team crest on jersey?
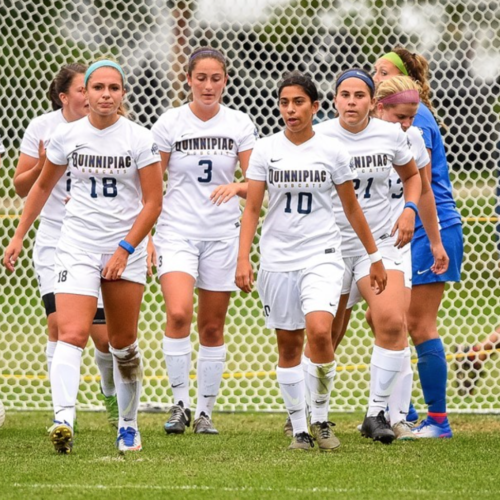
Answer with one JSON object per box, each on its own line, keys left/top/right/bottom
{"left": 151, "top": 142, "right": 159, "bottom": 156}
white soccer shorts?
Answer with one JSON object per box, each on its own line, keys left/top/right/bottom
{"left": 53, "top": 240, "right": 148, "bottom": 298}
{"left": 154, "top": 232, "right": 239, "bottom": 292}
{"left": 257, "top": 259, "right": 345, "bottom": 331}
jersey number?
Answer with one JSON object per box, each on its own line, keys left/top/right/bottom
{"left": 388, "top": 178, "right": 404, "bottom": 199}
{"left": 353, "top": 177, "right": 374, "bottom": 199}
{"left": 66, "top": 171, "right": 71, "bottom": 192}
{"left": 284, "top": 192, "right": 312, "bottom": 215}
{"left": 89, "top": 177, "right": 118, "bottom": 198}
{"left": 197, "top": 160, "right": 212, "bottom": 183}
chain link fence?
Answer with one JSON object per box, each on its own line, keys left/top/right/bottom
{"left": 1, "top": 0, "right": 499, "bottom": 412}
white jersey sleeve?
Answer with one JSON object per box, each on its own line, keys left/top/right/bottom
{"left": 388, "top": 125, "right": 430, "bottom": 217}
{"left": 248, "top": 131, "right": 354, "bottom": 272}
{"left": 47, "top": 116, "right": 160, "bottom": 254}
{"left": 153, "top": 104, "right": 256, "bottom": 241}
{"left": 20, "top": 110, "right": 69, "bottom": 235}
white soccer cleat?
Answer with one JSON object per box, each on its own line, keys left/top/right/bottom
{"left": 48, "top": 421, "right": 74, "bottom": 454}
{"left": 116, "top": 427, "right": 142, "bottom": 453}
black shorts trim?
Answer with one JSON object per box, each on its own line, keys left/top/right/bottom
{"left": 93, "top": 307, "right": 106, "bottom": 325}
{"left": 42, "top": 293, "right": 56, "bottom": 317}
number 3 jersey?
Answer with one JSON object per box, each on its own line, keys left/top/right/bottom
{"left": 315, "top": 118, "right": 413, "bottom": 257}
{"left": 20, "top": 109, "right": 70, "bottom": 237}
{"left": 151, "top": 104, "right": 256, "bottom": 240}
{"left": 46, "top": 116, "right": 160, "bottom": 253}
{"left": 246, "top": 131, "right": 355, "bottom": 272}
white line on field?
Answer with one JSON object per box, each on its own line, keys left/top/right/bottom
{"left": 10, "top": 484, "right": 495, "bottom": 495}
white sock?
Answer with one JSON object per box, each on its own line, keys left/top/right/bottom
{"left": 95, "top": 348, "right": 116, "bottom": 397}
{"left": 308, "top": 360, "right": 336, "bottom": 424}
{"left": 301, "top": 354, "right": 312, "bottom": 412}
{"left": 276, "top": 365, "right": 307, "bottom": 435}
{"left": 110, "top": 340, "right": 143, "bottom": 431}
{"left": 46, "top": 341, "right": 57, "bottom": 380}
{"left": 388, "top": 347, "right": 413, "bottom": 425}
{"left": 367, "top": 345, "right": 405, "bottom": 417}
{"left": 195, "top": 345, "right": 225, "bottom": 419}
{"left": 163, "top": 336, "right": 191, "bottom": 408}
{"left": 51, "top": 341, "right": 83, "bottom": 428}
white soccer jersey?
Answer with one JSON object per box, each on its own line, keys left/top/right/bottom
{"left": 246, "top": 131, "right": 355, "bottom": 272}
{"left": 315, "top": 118, "right": 413, "bottom": 257}
{"left": 152, "top": 104, "right": 256, "bottom": 240}
{"left": 20, "top": 110, "right": 70, "bottom": 235}
{"left": 46, "top": 116, "right": 160, "bottom": 253}
{"left": 388, "top": 125, "right": 430, "bottom": 217}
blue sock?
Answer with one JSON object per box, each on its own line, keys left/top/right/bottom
{"left": 416, "top": 338, "right": 447, "bottom": 416}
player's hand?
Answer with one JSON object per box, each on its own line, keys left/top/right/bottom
{"left": 3, "top": 235, "right": 24, "bottom": 272}
{"left": 146, "top": 236, "right": 157, "bottom": 278}
{"left": 391, "top": 209, "right": 415, "bottom": 248}
{"left": 430, "top": 242, "right": 449, "bottom": 275}
{"left": 369, "top": 260, "right": 387, "bottom": 295}
{"left": 102, "top": 247, "right": 129, "bottom": 281}
{"left": 235, "top": 258, "right": 254, "bottom": 293}
{"left": 210, "top": 183, "right": 240, "bottom": 206}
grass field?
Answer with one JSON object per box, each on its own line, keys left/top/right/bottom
{"left": 1, "top": 412, "right": 499, "bottom": 500}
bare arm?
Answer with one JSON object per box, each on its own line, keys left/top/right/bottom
{"left": 235, "top": 179, "right": 265, "bottom": 293}
{"left": 392, "top": 158, "right": 421, "bottom": 248}
{"left": 102, "top": 161, "right": 163, "bottom": 280}
{"left": 211, "top": 149, "right": 253, "bottom": 204}
{"left": 336, "top": 180, "right": 387, "bottom": 294}
{"left": 13, "top": 140, "right": 46, "bottom": 197}
{"left": 4, "top": 159, "right": 66, "bottom": 271}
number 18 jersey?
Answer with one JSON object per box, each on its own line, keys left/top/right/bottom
{"left": 246, "top": 131, "right": 355, "bottom": 272}
{"left": 152, "top": 104, "right": 256, "bottom": 241}
{"left": 46, "top": 116, "right": 160, "bottom": 253}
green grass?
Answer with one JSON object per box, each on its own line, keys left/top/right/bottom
{"left": 1, "top": 412, "right": 500, "bottom": 499}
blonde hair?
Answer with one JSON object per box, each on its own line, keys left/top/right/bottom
{"left": 376, "top": 75, "right": 421, "bottom": 106}
{"left": 87, "top": 55, "right": 128, "bottom": 117}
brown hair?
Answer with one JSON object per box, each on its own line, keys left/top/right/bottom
{"left": 187, "top": 47, "right": 227, "bottom": 76}
{"left": 48, "top": 63, "right": 87, "bottom": 111}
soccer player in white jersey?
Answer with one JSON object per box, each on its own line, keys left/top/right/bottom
{"left": 13, "top": 64, "right": 119, "bottom": 429}
{"left": 312, "top": 68, "right": 422, "bottom": 444}
{"left": 152, "top": 47, "right": 256, "bottom": 435}
{"left": 345, "top": 76, "right": 449, "bottom": 439}
{"left": 236, "top": 71, "right": 387, "bottom": 451}
{"left": 4, "top": 60, "right": 163, "bottom": 454}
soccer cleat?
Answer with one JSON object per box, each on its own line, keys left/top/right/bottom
{"left": 288, "top": 432, "right": 314, "bottom": 451}
{"left": 103, "top": 394, "right": 119, "bottom": 429}
{"left": 392, "top": 420, "right": 417, "bottom": 441}
{"left": 284, "top": 416, "right": 293, "bottom": 437}
{"left": 116, "top": 427, "right": 142, "bottom": 453}
{"left": 360, "top": 411, "right": 395, "bottom": 444}
{"left": 164, "top": 401, "right": 191, "bottom": 435}
{"left": 193, "top": 412, "right": 219, "bottom": 434}
{"left": 310, "top": 421, "right": 340, "bottom": 451}
{"left": 412, "top": 416, "right": 453, "bottom": 438}
{"left": 48, "top": 421, "right": 74, "bottom": 454}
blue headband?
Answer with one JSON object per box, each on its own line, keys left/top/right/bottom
{"left": 335, "top": 69, "right": 375, "bottom": 94}
{"left": 84, "top": 60, "right": 126, "bottom": 86}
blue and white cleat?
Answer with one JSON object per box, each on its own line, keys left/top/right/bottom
{"left": 48, "top": 420, "right": 74, "bottom": 454}
{"left": 406, "top": 402, "right": 419, "bottom": 424}
{"left": 116, "top": 427, "right": 142, "bottom": 453}
{"left": 412, "top": 416, "right": 453, "bottom": 438}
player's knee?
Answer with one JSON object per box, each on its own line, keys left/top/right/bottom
{"left": 375, "top": 311, "right": 405, "bottom": 338}
{"left": 308, "top": 330, "right": 333, "bottom": 356}
{"left": 278, "top": 342, "right": 302, "bottom": 365}
{"left": 199, "top": 321, "right": 224, "bottom": 345}
{"left": 110, "top": 342, "right": 143, "bottom": 383}
{"left": 167, "top": 309, "right": 192, "bottom": 332}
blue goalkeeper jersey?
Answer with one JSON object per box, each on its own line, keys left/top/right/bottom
{"left": 412, "top": 103, "right": 462, "bottom": 238}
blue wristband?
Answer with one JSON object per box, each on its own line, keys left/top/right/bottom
{"left": 404, "top": 201, "right": 419, "bottom": 215}
{"left": 119, "top": 240, "right": 135, "bottom": 254}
